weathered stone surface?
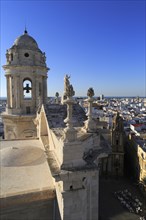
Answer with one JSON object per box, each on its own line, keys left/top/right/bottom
{"left": 0, "top": 140, "right": 55, "bottom": 199}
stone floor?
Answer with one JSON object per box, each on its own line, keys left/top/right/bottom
{"left": 0, "top": 139, "right": 55, "bottom": 217}
{"left": 0, "top": 139, "right": 56, "bottom": 220}
{"left": 0, "top": 139, "right": 55, "bottom": 198}
{"left": 99, "top": 177, "right": 145, "bottom": 220}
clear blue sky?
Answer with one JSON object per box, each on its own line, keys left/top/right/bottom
{"left": 1, "top": 0, "right": 145, "bottom": 97}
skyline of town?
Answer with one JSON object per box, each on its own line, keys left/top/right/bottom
{"left": 1, "top": 0, "right": 145, "bottom": 97}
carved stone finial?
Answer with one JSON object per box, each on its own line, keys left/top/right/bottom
{"left": 55, "top": 92, "right": 59, "bottom": 98}
{"left": 55, "top": 92, "right": 59, "bottom": 104}
{"left": 84, "top": 87, "right": 96, "bottom": 132}
{"left": 87, "top": 87, "right": 94, "bottom": 98}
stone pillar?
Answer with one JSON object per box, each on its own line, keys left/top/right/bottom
{"left": 55, "top": 97, "right": 59, "bottom": 104}
{"left": 64, "top": 97, "right": 77, "bottom": 142}
{"left": 32, "top": 77, "right": 36, "bottom": 111}
{"left": 36, "top": 78, "right": 40, "bottom": 110}
{"left": 6, "top": 75, "right": 10, "bottom": 108}
{"left": 85, "top": 88, "right": 96, "bottom": 132}
{"left": 43, "top": 76, "right": 48, "bottom": 104}
{"left": 63, "top": 74, "right": 76, "bottom": 142}
{"left": 87, "top": 97, "right": 93, "bottom": 122}
{"left": 16, "top": 75, "right": 20, "bottom": 108}
{"left": 34, "top": 77, "right": 38, "bottom": 111}
{"left": 10, "top": 75, "right": 15, "bottom": 109}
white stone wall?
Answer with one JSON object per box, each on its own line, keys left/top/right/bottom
{"left": 55, "top": 169, "right": 99, "bottom": 220}
{"left": 2, "top": 115, "right": 36, "bottom": 139}
{"left": 55, "top": 181, "right": 64, "bottom": 220}
{"left": 48, "top": 129, "right": 64, "bottom": 166}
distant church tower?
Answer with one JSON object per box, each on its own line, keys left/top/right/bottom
{"left": 2, "top": 30, "right": 49, "bottom": 139}
{"left": 100, "top": 112, "right": 125, "bottom": 177}
{"left": 111, "top": 112, "right": 125, "bottom": 176}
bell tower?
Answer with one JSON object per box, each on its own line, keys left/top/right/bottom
{"left": 111, "top": 112, "right": 125, "bottom": 176}
{"left": 2, "top": 30, "right": 49, "bottom": 139}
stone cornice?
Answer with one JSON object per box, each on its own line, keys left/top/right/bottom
{"left": 3, "top": 64, "right": 50, "bottom": 72}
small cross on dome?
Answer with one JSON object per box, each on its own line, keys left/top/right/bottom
{"left": 24, "top": 26, "right": 28, "bottom": 34}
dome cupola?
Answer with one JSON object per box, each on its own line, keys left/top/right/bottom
{"left": 13, "top": 30, "right": 39, "bottom": 50}
{"left": 5, "top": 29, "right": 47, "bottom": 67}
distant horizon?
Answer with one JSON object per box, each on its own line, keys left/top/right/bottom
{"left": 1, "top": 95, "right": 146, "bottom": 100}
{"left": 1, "top": 1, "right": 145, "bottom": 97}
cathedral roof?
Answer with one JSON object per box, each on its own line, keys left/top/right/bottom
{"left": 13, "top": 30, "right": 39, "bottom": 50}
{"left": 45, "top": 103, "right": 87, "bottom": 130}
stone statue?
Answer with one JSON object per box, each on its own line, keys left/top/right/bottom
{"left": 64, "top": 74, "right": 70, "bottom": 91}
{"left": 6, "top": 50, "right": 10, "bottom": 64}
{"left": 66, "top": 84, "right": 75, "bottom": 97}
{"left": 42, "top": 52, "right": 46, "bottom": 63}
{"left": 6, "top": 50, "right": 9, "bottom": 60}
{"left": 64, "top": 74, "right": 75, "bottom": 98}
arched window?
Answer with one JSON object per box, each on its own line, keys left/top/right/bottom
{"left": 23, "top": 79, "right": 32, "bottom": 99}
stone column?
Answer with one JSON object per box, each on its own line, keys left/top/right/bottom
{"left": 16, "top": 75, "right": 20, "bottom": 108}
{"left": 31, "top": 77, "right": 36, "bottom": 112}
{"left": 64, "top": 97, "right": 77, "bottom": 142}
{"left": 6, "top": 75, "right": 11, "bottom": 108}
{"left": 36, "top": 77, "right": 41, "bottom": 110}
{"left": 63, "top": 75, "right": 76, "bottom": 142}
{"left": 87, "top": 97, "right": 93, "bottom": 122}
{"left": 43, "top": 76, "right": 48, "bottom": 104}
{"left": 34, "top": 77, "right": 38, "bottom": 112}
{"left": 11, "top": 76, "right": 16, "bottom": 109}
{"left": 85, "top": 88, "right": 96, "bottom": 132}
{"left": 55, "top": 92, "right": 59, "bottom": 104}
{"left": 55, "top": 97, "right": 59, "bottom": 104}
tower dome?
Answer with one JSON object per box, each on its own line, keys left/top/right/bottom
{"left": 13, "top": 30, "right": 39, "bottom": 50}
{"left": 5, "top": 30, "right": 47, "bottom": 67}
